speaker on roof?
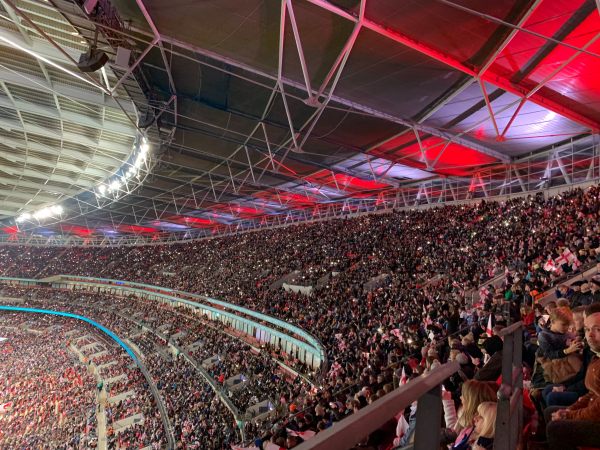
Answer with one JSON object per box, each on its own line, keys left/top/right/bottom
{"left": 115, "top": 46, "right": 131, "bottom": 69}
{"left": 138, "top": 109, "right": 156, "bottom": 129}
{"left": 77, "top": 46, "right": 109, "bottom": 72}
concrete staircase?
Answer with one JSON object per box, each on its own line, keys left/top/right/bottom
{"left": 96, "top": 389, "right": 108, "bottom": 450}
{"left": 108, "top": 390, "right": 136, "bottom": 405}
{"left": 113, "top": 413, "right": 144, "bottom": 433}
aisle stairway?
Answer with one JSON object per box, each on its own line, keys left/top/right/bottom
{"left": 96, "top": 389, "right": 108, "bottom": 450}
{"left": 69, "top": 338, "right": 108, "bottom": 450}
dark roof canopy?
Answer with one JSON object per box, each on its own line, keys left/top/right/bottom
{"left": 1, "top": 0, "right": 599, "bottom": 242}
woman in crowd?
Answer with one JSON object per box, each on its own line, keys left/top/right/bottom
{"left": 471, "top": 402, "right": 497, "bottom": 450}
{"left": 443, "top": 379, "right": 497, "bottom": 449}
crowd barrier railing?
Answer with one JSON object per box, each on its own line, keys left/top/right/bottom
{"left": 295, "top": 361, "right": 460, "bottom": 450}
{"left": 134, "top": 357, "right": 177, "bottom": 449}
{"left": 297, "top": 321, "right": 525, "bottom": 450}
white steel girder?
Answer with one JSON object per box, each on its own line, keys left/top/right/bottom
{"left": 0, "top": 117, "right": 133, "bottom": 154}
{"left": 0, "top": 94, "right": 136, "bottom": 136}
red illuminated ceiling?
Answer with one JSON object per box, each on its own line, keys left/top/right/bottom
{"left": 371, "top": 133, "right": 500, "bottom": 177}
{"left": 306, "top": 170, "right": 390, "bottom": 192}
{"left": 487, "top": 0, "right": 600, "bottom": 126}
{"left": 60, "top": 225, "right": 94, "bottom": 237}
{"left": 116, "top": 225, "right": 158, "bottom": 234}
{"left": 166, "top": 216, "right": 215, "bottom": 228}
{"left": 353, "top": 0, "right": 600, "bottom": 130}
{"left": 210, "top": 204, "right": 264, "bottom": 219}
{"left": 254, "top": 190, "right": 317, "bottom": 207}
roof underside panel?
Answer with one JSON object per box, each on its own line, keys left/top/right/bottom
{"left": 1, "top": 0, "right": 599, "bottom": 239}
{"left": 487, "top": 0, "right": 600, "bottom": 125}
{"left": 423, "top": 81, "right": 589, "bottom": 155}
{"left": 138, "top": 0, "right": 281, "bottom": 74}
{"left": 361, "top": 0, "right": 534, "bottom": 66}
{"left": 333, "top": 26, "right": 465, "bottom": 120}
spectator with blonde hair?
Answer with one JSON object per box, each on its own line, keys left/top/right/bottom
{"left": 443, "top": 379, "right": 497, "bottom": 449}
{"left": 472, "top": 401, "right": 497, "bottom": 450}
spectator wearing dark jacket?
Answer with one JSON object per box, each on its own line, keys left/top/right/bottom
{"left": 537, "top": 308, "right": 580, "bottom": 360}
{"left": 555, "top": 284, "right": 574, "bottom": 301}
{"left": 574, "top": 283, "right": 594, "bottom": 308}
{"left": 474, "top": 336, "right": 503, "bottom": 382}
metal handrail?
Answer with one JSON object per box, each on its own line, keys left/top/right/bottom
{"left": 135, "top": 358, "right": 177, "bottom": 449}
{"left": 295, "top": 321, "right": 525, "bottom": 450}
{"left": 295, "top": 362, "right": 460, "bottom": 450}
{"left": 497, "top": 321, "right": 523, "bottom": 338}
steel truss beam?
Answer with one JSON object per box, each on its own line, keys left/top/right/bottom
{"left": 303, "top": 0, "right": 600, "bottom": 131}
{"left": 144, "top": 18, "right": 509, "bottom": 163}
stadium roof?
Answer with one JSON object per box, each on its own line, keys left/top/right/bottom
{"left": 1, "top": 0, "right": 599, "bottom": 243}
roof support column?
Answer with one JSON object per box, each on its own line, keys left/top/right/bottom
{"left": 285, "top": 0, "right": 314, "bottom": 97}
{"left": 297, "top": 0, "right": 365, "bottom": 150}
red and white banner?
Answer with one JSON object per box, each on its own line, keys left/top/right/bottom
{"left": 394, "top": 414, "right": 410, "bottom": 445}
{"left": 544, "top": 249, "right": 581, "bottom": 273}
{"left": 562, "top": 248, "right": 581, "bottom": 269}
{"left": 400, "top": 367, "right": 408, "bottom": 385}
{"left": 543, "top": 259, "right": 557, "bottom": 273}
{"left": 479, "top": 286, "right": 490, "bottom": 301}
{"left": 486, "top": 314, "right": 493, "bottom": 338}
{"left": 287, "top": 428, "right": 316, "bottom": 440}
{"left": 0, "top": 402, "right": 13, "bottom": 413}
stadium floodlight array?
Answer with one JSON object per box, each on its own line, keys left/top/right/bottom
{"left": 15, "top": 205, "right": 63, "bottom": 223}
{"left": 14, "top": 137, "right": 150, "bottom": 227}
{"left": 96, "top": 138, "right": 150, "bottom": 199}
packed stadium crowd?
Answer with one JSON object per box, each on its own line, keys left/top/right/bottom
{"left": 1, "top": 185, "right": 600, "bottom": 449}
{"left": 0, "top": 313, "right": 98, "bottom": 449}
{"left": 0, "top": 287, "right": 242, "bottom": 449}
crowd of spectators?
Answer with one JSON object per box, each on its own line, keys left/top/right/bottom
{"left": 1, "top": 287, "right": 241, "bottom": 449}
{"left": 0, "top": 288, "right": 167, "bottom": 449}
{"left": 1, "top": 186, "right": 600, "bottom": 449}
{"left": 0, "top": 313, "right": 98, "bottom": 449}
{"left": 112, "top": 294, "right": 308, "bottom": 417}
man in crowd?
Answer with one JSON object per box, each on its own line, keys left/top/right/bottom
{"left": 545, "top": 303, "right": 600, "bottom": 450}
